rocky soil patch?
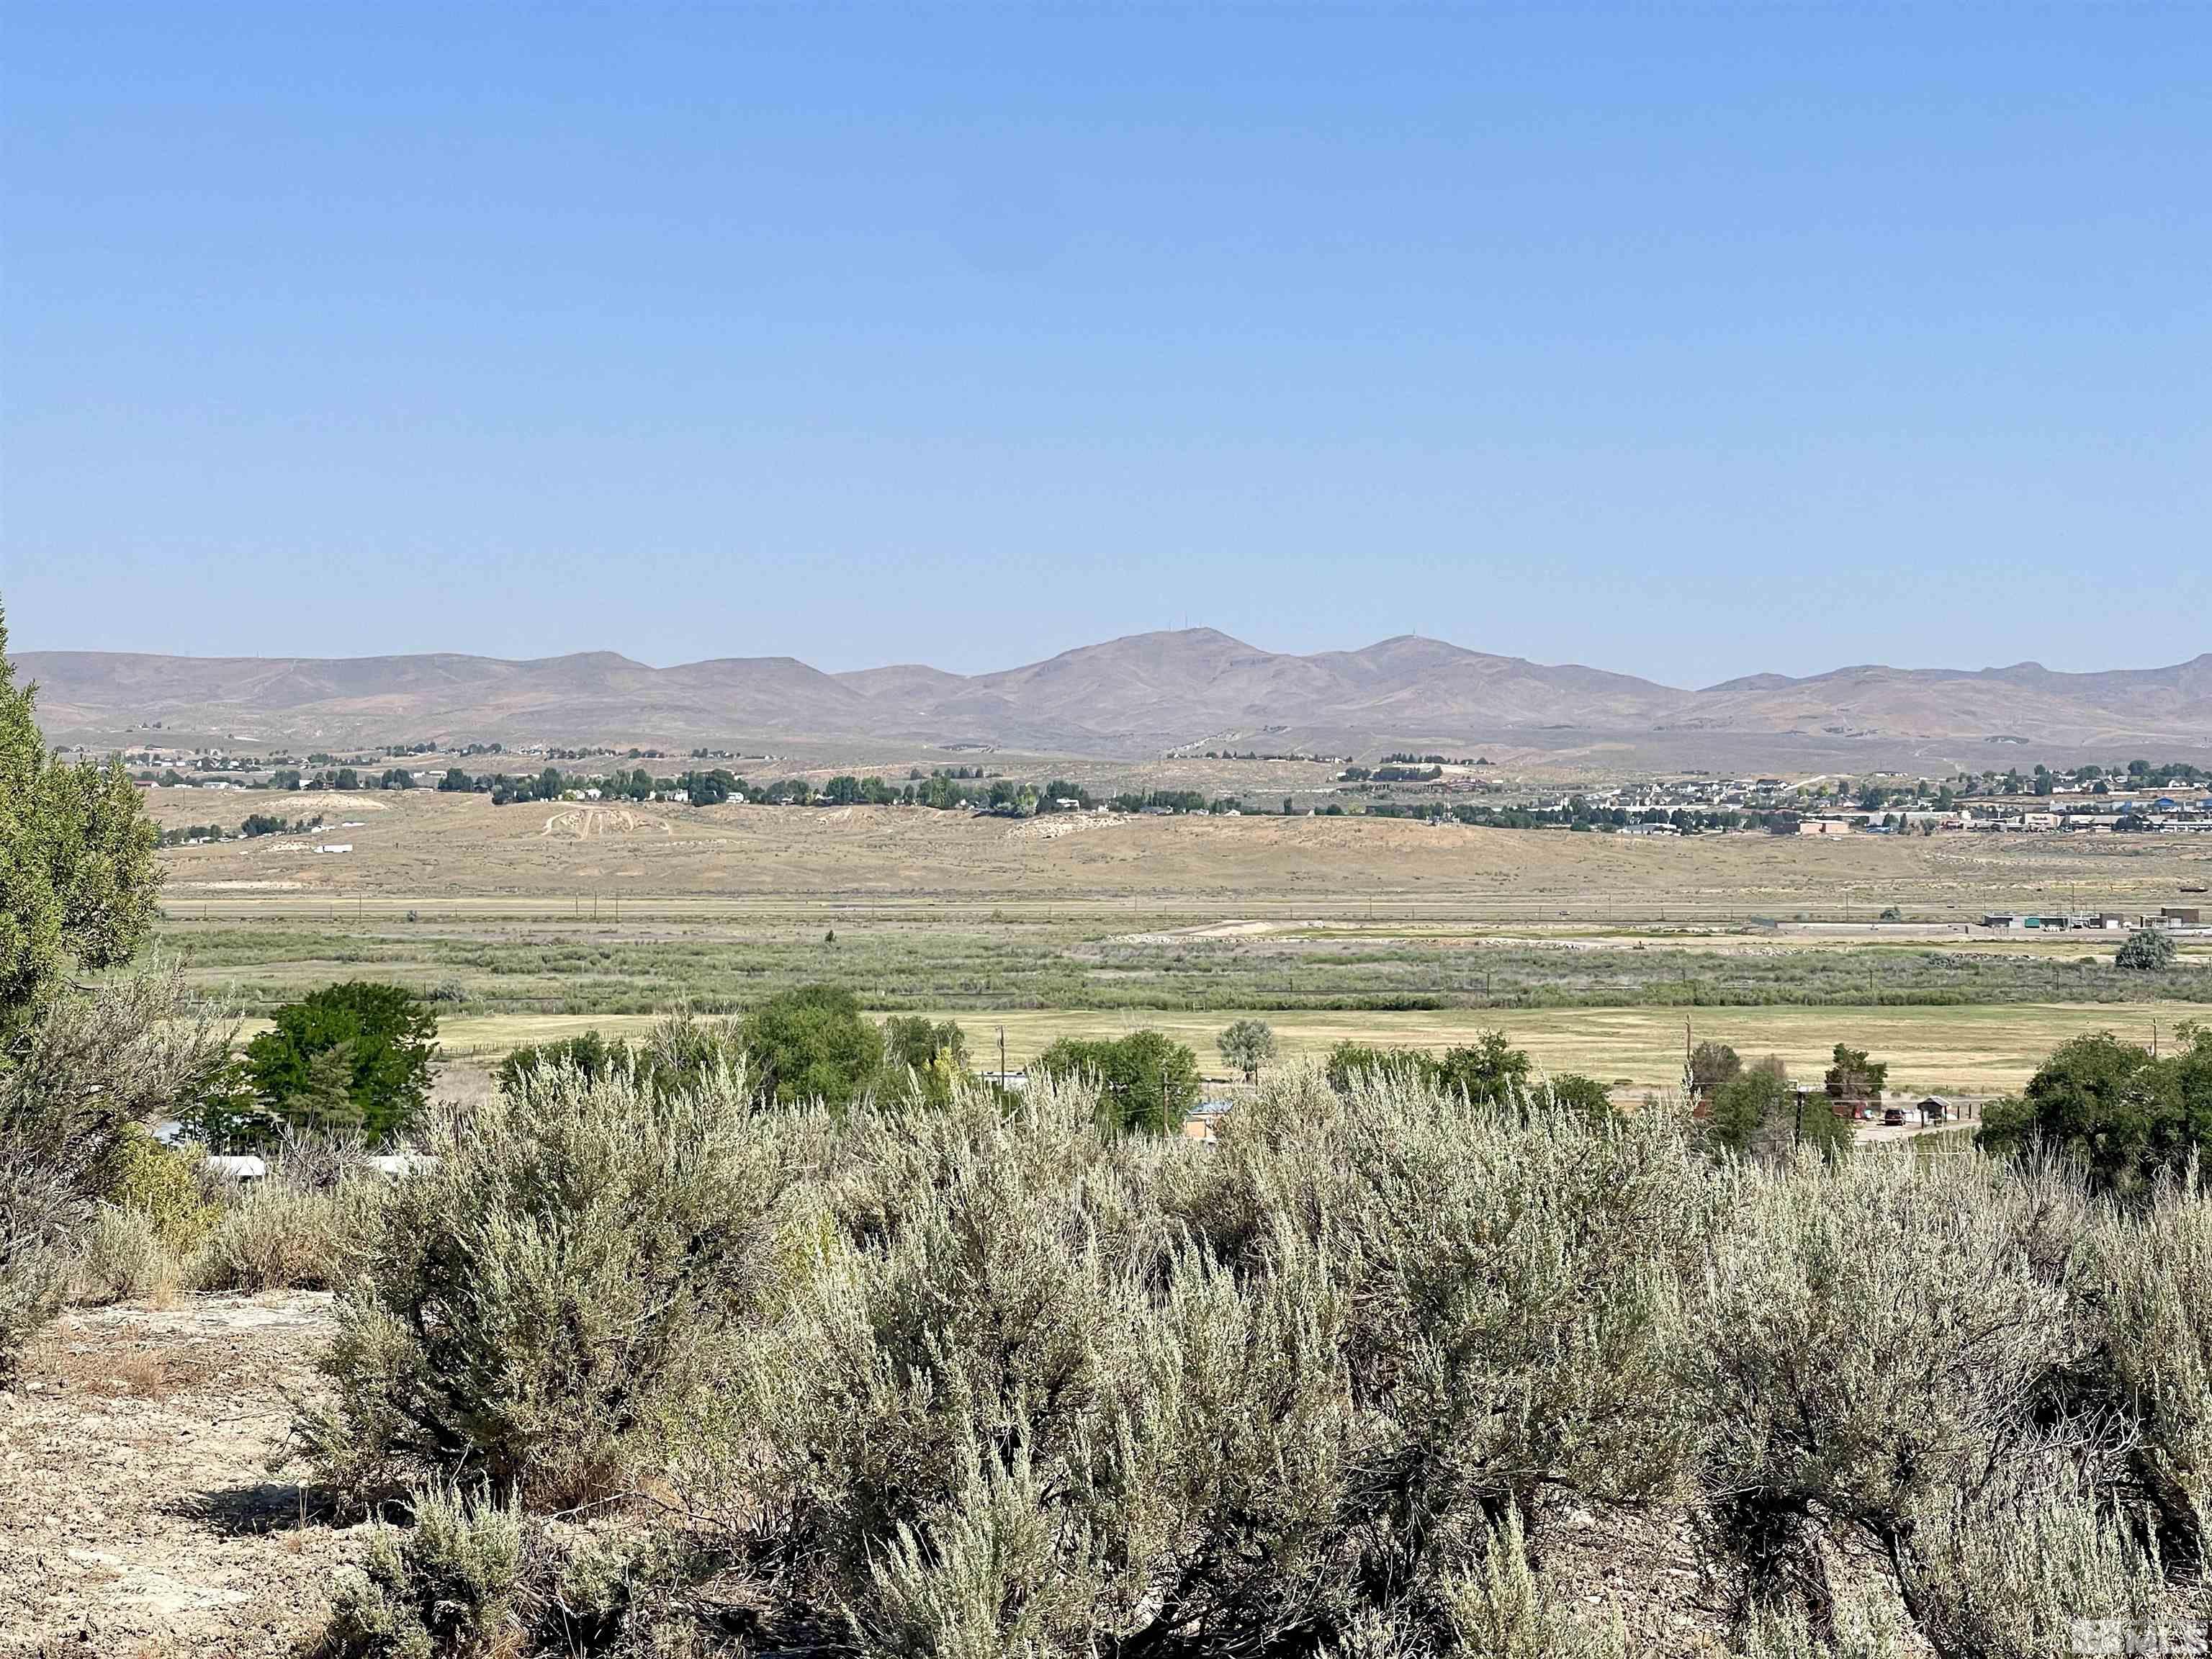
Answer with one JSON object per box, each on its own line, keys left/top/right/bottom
{"left": 0, "top": 1294, "right": 360, "bottom": 1658}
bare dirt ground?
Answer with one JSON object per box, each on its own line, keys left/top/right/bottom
{"left": 0, "top": 1295, "right": 355, "bottom": 1658}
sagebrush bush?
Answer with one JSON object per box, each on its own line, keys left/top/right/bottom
{"left": 1731, "top": 1590, "right": 1911, "bottom": 1659}
{"left": 2090, "top": 1179, "right": 2212, "bottom": 1566}
{"left": 189, "top": 1180, "right": 360, "bottom": 1294}
{"left": 1899, "top": 1460, "right": 2165, "bottom": 1657}
{"left": 0, "top": 1159, "right": 76, "bottom": 1382}
{"left": 324, "top": 1483, "right": 526, "bottom": 1659}
{"left": 1, "top": 968, "right": 235, "bottom": 1375}
{"left": 0, "top": 968, "right": 236, "bottom": 1200}
{"left": 71, "top": 1202, "right": 180, "bottom": 1305}
{"left": 714, "top": 1074, "right": 1361, "bottom": 1655}
{"left": 323, "top": 1482, "right": 697, "bottom": 1659}
{"left": 300, "top": 1053, "right": 794, "bottom": 1506}
{"left": 1442, "top": 1507, "right": 1627, "bottom": 1659}
{"left": 299, "top": 1051, "right": 2208, "bottom": 1658}
{"left": 1686, "top": 1151, "right": 2079, "bottom": 1623}
{"left": 676, "top": 1069, "right": 1719, "bottom": 1657}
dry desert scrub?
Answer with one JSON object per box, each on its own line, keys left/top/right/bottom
{"left": 189, "top": 1178, "right": 362, "bottom": 1293}
{"left": 69, "top": 1200, "right": 182, "bottom": 1305}
{"left": 300, "top": 1033, "right": 2208, "bottom": 1658}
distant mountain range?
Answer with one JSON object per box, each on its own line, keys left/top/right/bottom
{"left": 14, "top": 630, "right": 2212, "bottom": 767}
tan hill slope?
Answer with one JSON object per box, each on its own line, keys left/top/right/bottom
{"left": 14, "top": 630, "right": 2212, "bottom": 762}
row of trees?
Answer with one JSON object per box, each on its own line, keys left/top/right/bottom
{"left": 1365, "top": 799, "right": 1807, "bottom": 833}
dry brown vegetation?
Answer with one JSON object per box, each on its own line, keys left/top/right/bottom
{"left": 148, "top": 788, "right": 2211, "bottom": 920}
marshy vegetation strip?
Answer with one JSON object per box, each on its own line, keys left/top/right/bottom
{"left": 154, "top": 918, "right": 2211, "bottom": 1017}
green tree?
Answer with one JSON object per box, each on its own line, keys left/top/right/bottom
{"left": 1823, "top": 1043, "right": 1889, "bottom": 1111}
{"left": 1546, "top": 1072, "right": 1618, "bottom": 1123}
{"left": 878, "top": 1015, "right": 968, "bottom": 1108}
{"left": 1437, "top": 1030, "right": 1533, "bottom": 1108}
{"left": 292, "top": 1041, "right": 367, "bottom": 1133}
{"left": 881, "top": 1015, "right": 966, "bottom": 1075}
{"left": 1708, "top": 1058, "right": 1791, "bottom": 1157}
{"left": 0, "top": 603, "right": 163, "bottom": 1038}
{"left": 2117, "top": 929, "right": 2179, "bottom": 972}
{"left": 739, "top": 984, "right": 884, "bottom": 1109}
{"left": 1708, "top": 1056, "right": 1849, "bottom": 1161}
{"left": 243, "top": 981, "right": 439, "bottom": 1143}
{"left": 1323, "top": 1041, "right": 1440, "bottom": 1094}
{"left": 495, "top": 1031, "right": 647, "bottom": 1100}
{"left": 1215, "top": 1017, "right": 1277, "bottom": 1082}
{"left": 1977, "top": 1027, "right": 2212, "bottom": 1195}
{"left": 1033, "top": 1030, "right": 1200, "bottom": 1134}
{"left": 1689, "top": 1040, "right": 1742, "bottom": 1098}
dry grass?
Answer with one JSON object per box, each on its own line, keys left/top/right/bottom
{"left": 148, "top": 788, "right": 2212, "bottom": 922}
{"left": 145, "top": 793, "right": 2210, "bottom": 1099}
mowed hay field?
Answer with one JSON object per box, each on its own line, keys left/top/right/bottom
{"left": 148, "top": 787, "right": 2212, "bottom": 921}
{"left": 406, "top": 1001, "right": 2205, "bottom": 1097}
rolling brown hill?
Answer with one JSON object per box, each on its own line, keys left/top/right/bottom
{"left": 14, "top": 631, "right": 2212, "bottom": 765}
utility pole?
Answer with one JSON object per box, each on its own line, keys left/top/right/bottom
{"left": 999, "top": 1025, "right": 1007, "bottom": 1087}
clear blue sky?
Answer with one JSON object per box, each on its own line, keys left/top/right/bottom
{"left": 4, "top": 4, "right": 2206, "bottom": 687}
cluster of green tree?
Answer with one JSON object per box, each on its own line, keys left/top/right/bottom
{"left": 1979, "top": 1023, "right": 2212, "bottom": 1195}
{"left": 1686, "top": 1040, "right": 1870, "bottom": 1161}
{"left": 1037, "top": 780, "right": 1097, "bottom": 811}
{"left": 230, "top": 765, "right": 416, "bottom": 792}
{"left": 237, "top": 811, "right": 325, "bottom": 838}
{"left": 430, "top": 765, "right": 642, "bottom": 805}
{"left": 436, "top": 761, "right": 1105, "bottom": 817}
{"left": 497, "top": 989, "right": 977, "bottom": 1115}
{"left": 1108, "top": 789, "right": 1211, "bottom": 814}
{"left": 1033, "top": 1029, "right": 1202, "bottom": 1133}
{"left": 1371, "top": 763, "right": 1443, "bottom": 782}
{"left": 1362, "top": 800, "right": 1791, "bottom": 833}
{"left": 1322, "top": 1031, "right": 1614, "bottom": 1121}
{"left": 1940, "top": 758, "right": 2208, "bottom": 798}
{"left": 158, "top": 822, "right": 233, "bottom": 847}
{"left": 819, "top": 775, "right": 901, "bottom": 805}
{"left": 204, "top": 981, "right": 442, "bottom": 1146}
